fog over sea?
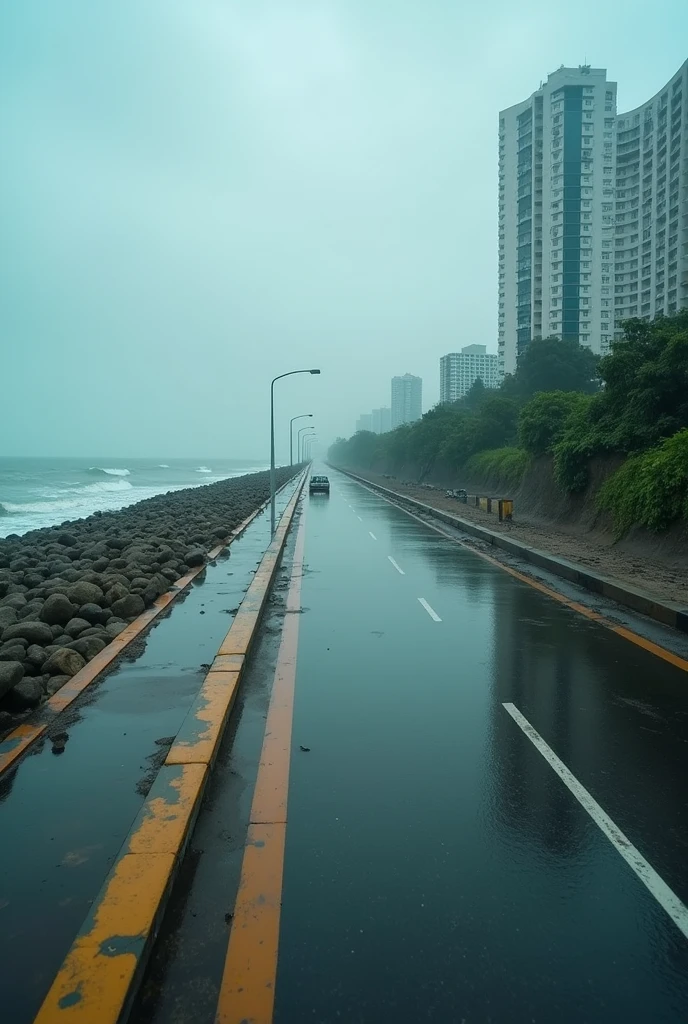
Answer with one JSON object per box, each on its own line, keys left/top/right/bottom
{"left": 0, "top": 458, "right": 268, "bottom": 538}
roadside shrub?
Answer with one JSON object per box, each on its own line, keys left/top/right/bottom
{"left": 465, "top": 448, "right": 530, "bottom": 489}
{"left": 552, "top": 395, "right": 598, "bottom": 493}
{"left": 518, "top": 391, "right": 589, "bottom": 456}
{"left": 596, "top": 429, "right": 688, "bottom": 538}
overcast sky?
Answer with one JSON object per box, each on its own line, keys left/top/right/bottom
{"left": 2, "top": 1, "right": 687, "bottom": 460}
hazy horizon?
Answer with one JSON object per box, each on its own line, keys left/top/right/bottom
{"left": 3, "top": 2, "right": 687, "bottom": 459}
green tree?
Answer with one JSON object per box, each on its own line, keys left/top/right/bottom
{"left": 518, "top": 391, "right": 589, "bottom": 456}
{"left": 597, "top": 428, "right": 688, "bottom": 537}
{"left": 553, "top": 311, "right": 688, "bottom": 492}
{"left": 439, "top": 409, "right": 477, "bottom": 468}
{"left": 593, "top": 312, "right": 688, "bottom": 450}
{"left": 472, "top": 395, "right": 519, "bottom": 452}
{"left": 463, "top": 377, "right": 487, "bottom": 410}
{"left": 405, "top": 405, "right": 458, "bottom": 478}
{"left": 381, "top": 423, "right": 412, "bottom": 471}
{"left": 512, "top": 336, "right": 599, "bottom": 398}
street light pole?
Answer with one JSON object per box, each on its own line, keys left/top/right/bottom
{"left": 289, "top": 413, "right": 313, "bottom": 466}
{"left": 298, "top": 427, "right": 315, "bottom": 462}
{"left": 270, "top": 369, "right": 320, "bottom": 535}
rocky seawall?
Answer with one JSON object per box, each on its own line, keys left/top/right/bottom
{"left": 0, "top": 467, "right": 297, "bottom": 722}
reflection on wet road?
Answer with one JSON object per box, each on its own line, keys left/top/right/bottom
{"left": 273, "top": 471, "right": 688, "bottom": 1023}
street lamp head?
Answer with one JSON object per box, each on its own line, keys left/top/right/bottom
{"left": 309, "top": 369, "right": 321, "bottom": 375}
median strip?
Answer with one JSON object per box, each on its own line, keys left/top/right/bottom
{"left": 0, "top": 478, "right": 298, "bottom": 780}
{"left": 215, "top": 492, "right": 307, "bottom": 1024}
{"left": 32, "top": 475, "right": 306, "bottom": 1024}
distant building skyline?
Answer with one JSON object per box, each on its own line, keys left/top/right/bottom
{"left": 440, "top": 345, "right": 499, "bottom": 402}
{"left": 355, "top": 406, "right": 391, "bottom": 435}
{"left": 391, "top": 373, "right": 422, "bottom": 429}
{"left": 372, "top": 407, "right": 392, "bottom": 434}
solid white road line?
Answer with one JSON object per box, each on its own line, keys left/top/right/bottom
{"left": 418, "top": 598, "right": 441, "bottom": 622}
{"left": 387, "top": 556, "right": 405, "bottom": 575}
{"left": 369, "top": 532, "right": 377, "bottom": 540}
{"left": 503, "top": 702, "right": 688, "bottom": 941}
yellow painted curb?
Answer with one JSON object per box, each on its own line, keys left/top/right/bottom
{"left": 33, "top": 474, "right": 306, "bottom": 1024}
{"left": 214, "top": 490, "right": 308, "bottom": 1024}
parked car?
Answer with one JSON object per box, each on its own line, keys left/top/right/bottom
{"left": 309, "top": 475, "right": 330, "bottom": 495}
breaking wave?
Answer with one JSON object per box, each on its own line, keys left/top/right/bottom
{"left": 82, "top": 479, "right": 133, "bottom": 494}
{"left": 87, "top": 467, "right": 131, "bottom": 477}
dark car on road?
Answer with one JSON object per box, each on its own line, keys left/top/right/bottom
{"left": 309, "top": 475, "right": 330, "bottom": 495}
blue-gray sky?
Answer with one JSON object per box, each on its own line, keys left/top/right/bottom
{"left": 2, "top": 1, "right": 687, "bottom": 460}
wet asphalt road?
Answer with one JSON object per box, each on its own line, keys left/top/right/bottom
{"left": 7, "top": 469, "right": 688, "bottom": 1023}
{"left": 271, "top": 471, "right": 688, "bottom": 1023}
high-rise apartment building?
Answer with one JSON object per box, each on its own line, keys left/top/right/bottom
{"left": 499, "top": 60, "right": 688, "bottom": 379}
{"left": 355, "top": 413, "right": 373, "bottom": 433}
{"left": 498, "top": 66, "right": 617, "bottom": 377}
{"left": 613, "top": 60, "right": 688, "bottom": 326}
{"left": 391, "top": 374, "right": 422, "bottom": 429}
{"left": 440, "top": 345, "right": 499, "bottom": 402}
{"left": 371, "top": 407, "right": 392, "bottom": 434}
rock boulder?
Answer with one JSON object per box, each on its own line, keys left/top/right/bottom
{"left": 65, "top": 636, "right": 107, "bottom": 660}
{"left": 110, "top": 594, "right": 145, "bottom": 619}
{"left": 0, "top": 661, "right": 24, "bottom": 699}
{"left": 1, "top": 621, "right": 54, "bottom": 646}
{"left": 40, "top": 593, "right": 76, "bottom": 626}
{"left": 8, "top": 677, "right": 43, "bottom": 709}
{"left": 66, "top": 581, "right": 104, "bottom": 607}
{"left": 26, "top": 645, "right": 48, "bottom": 668}
{"left": 64, "top": 617, "right": 93, "bottom": 638}
{"left": 43, "top": 648, "right": 86, "bottom": 677}
{"left": 104, "top": 620, "right": 127, "bottom": 638}
{"left": 185, "top": 549, "right": 206, "bottom": 567}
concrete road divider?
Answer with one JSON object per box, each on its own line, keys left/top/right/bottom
{"left": 32, "top": 474, "right": 306, "bottom": 1024}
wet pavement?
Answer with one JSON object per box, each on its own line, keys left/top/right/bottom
{"left": 0, "top": 482, "right": 298, "bottom": 1024}
{"left": 9, "top": 468, "right": 688, "bottom": 1023}
{"left": 272, "top": 472, "right": 688, "bottom": 1023}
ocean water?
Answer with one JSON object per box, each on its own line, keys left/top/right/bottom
{"left": 0, "top": 458, "right": 268, "bottom": 538}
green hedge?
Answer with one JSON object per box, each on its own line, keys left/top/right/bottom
{"left": 464, "top": 448, "right": 530, "bottom": 489}
{"left": 596, "top": 429, "right": 688, "bottom": 537}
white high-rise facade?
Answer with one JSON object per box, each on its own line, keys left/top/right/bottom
{"left": 371, "top": 407, "right": 392, "bottom": 434}
{"left": 498, "top": 66, "right": 617, "bottom": 377}
{"left": 613, "top": 60, "right": 688, "bottom": 326}
{"left": 440, "top": 346, "right": 498, "bottom": 403}
{"left": 391, "top": 374, "right": 422, "bottom": 428}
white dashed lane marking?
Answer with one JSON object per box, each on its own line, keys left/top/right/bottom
{"left": 418, "top": 598, "right": 441, "bottom": 622}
